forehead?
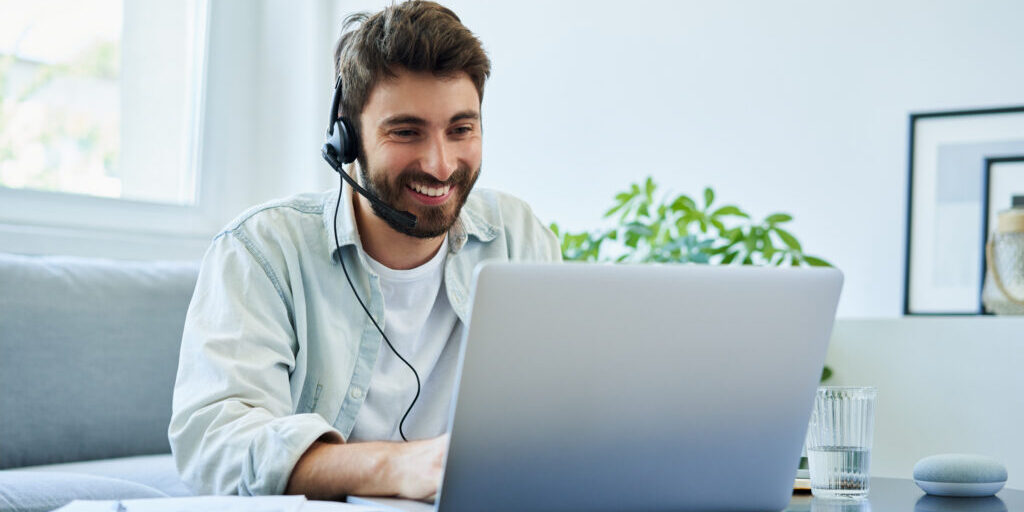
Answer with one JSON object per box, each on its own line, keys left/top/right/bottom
{"left": 361, "top": 68, "right": 480, "bottom": 125}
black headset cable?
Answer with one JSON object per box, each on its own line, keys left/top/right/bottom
{"left": 332, "top": 173, "right": 422, "bottom": 442}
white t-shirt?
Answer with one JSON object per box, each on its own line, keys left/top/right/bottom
{"left": 348, "top": 236, "right": 463, "bottom": 442}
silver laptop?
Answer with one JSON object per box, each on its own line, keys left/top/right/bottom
{"left": 351, "top": 262, "right": 843, "bottom": 512}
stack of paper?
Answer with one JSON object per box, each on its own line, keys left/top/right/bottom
{"left": 53, "top": 495, "right": 387, "bottom": 512}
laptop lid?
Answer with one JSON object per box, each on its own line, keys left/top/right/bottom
{"left": 434, "top": 262, "right": 843, "bottom": 512}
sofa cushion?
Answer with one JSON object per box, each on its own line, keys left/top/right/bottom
{"left": 18, "top": 454, "right": 192, "bottom": 497}
{"left": 0, "top": 253, "right": 199, "bottom": 469}
{"left": 0, "top": 471, "right": 167, "bottom": 512}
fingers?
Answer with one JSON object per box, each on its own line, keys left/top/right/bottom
{"left": 391, "top": 435, "right": 450, "bottom": 499}
{"left": 433, "top": 433, "right": 450, "bottom": 466}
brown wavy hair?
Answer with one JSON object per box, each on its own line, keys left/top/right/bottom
{"left": 333, "top": 1, "right": 491, "bottom": 142}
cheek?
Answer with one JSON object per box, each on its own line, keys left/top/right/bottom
{"left": 373, "top": 145, "right": 419, "bottom": 173}
{"left": 459, "top": 139, "right": 483, "bottom": 166}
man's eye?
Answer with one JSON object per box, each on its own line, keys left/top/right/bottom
{"left": 392, "top": 129, "right": 418, "bottom": 137}
{"left": 451, "top": 126, "right": 473, "bottom": 135}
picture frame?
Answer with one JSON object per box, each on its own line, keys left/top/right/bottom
{"left": 904, "top": 106, "right": 1024, "bottom": 315}
{"left": 981, "top": 156, "right": 1024, "bottom": 296}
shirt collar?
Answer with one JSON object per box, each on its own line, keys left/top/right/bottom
{"left": 321, "top": 174, "right": 499, "bottom": 263}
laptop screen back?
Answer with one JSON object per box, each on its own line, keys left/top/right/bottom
{"left": 438, "top": 263, "right": 843, "bottom": 512}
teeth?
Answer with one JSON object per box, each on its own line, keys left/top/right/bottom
{"left": 410, "top": 183, "right": 451, "bottom": 197}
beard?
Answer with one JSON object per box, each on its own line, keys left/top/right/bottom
{"left": 359, "top": 160, "right": 480, "bottom": 239}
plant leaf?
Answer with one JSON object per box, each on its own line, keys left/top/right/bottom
{"left": 649, "top": 220, "right": 663, "bottom": 241}
{"left": 625, "top": 222, "right": 653, "bottom": 237}
{"left": 743, "top": 235, "right": 756, "bottom": 253}
{"left": 604, "top": 190, "right": 636, "bottom": 218}
{"left": 707, "top": 242, "right": 736, "bottom": 255}
{"left": 774, "top": 227, "right": 802, "bottom": 251}
{"left": 804, "top": 255, "right": 833, "bottom": 267}
{"left": 604, "top": 202, "right": 627, "bottom": 218}
{"left": 671, "top": 195, "right": 697, "bottom": 212}
{"left": 763, "top": 234, "right": 775, "bottom": 259}
{"left": 766, "top": 213, "right": 793, "bottom": 224}
{"left": 710, "top": 205, "right": 747, "bottom": 218}
{"left": 703, "top": 187, "right": 715, "bottom": 209}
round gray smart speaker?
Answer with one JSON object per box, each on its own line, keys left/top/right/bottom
{"left": 913, "top": 454, "right": 1007, "bottom": 497}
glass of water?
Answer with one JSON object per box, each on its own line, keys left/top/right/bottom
{"left": 806, "top": 386, "right": 877, "bottom": 499}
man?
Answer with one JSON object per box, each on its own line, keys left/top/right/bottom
{"left": 168, "top": 1, "right": 560, "bottom": 500}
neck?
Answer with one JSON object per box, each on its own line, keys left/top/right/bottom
{"left": 350, "top": 167, "right": 445, "bottom": 270}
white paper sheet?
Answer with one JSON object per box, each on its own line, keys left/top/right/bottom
{"left": 53, "top": 496, "right": 384, "bottom": 512}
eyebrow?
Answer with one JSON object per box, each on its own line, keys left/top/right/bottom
{"left": 380, "top": 110, "right": 480, "bottom": 127}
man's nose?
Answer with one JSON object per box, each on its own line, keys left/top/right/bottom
{"left": 421, "top": 135, "right": 457, "bottom": 182}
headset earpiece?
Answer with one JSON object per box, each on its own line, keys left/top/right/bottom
{"left": 324, "top": 76, "right": 359, "bottom": 166}
{"left": 326, "top": 116, "right": 358, "bottom": 166}
{"left": 336, "top": 117, "right": 358, "bottom": 165}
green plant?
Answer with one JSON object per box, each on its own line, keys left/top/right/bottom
{"left": 550, "top": 176, "right": 832, "bottom": 267}
{"left": 549, "top": 176, "right": 834, "bottom": 382}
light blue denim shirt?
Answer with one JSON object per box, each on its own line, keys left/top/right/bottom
{"left": 168, "top": 184, "right": 561, "bottom": 496}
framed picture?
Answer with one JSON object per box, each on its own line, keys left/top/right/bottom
{"left": 982, "top": 156, "right": 1024, "bottom": 284}
{"left": 904, "top": 106, "right": 1024, "bottom": 315}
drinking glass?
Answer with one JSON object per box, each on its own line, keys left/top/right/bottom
{"left": 806, "top": 386, "right": 877, "bottom": 499}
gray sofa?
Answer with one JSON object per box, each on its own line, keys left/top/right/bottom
{"left": 0, "top": 252, "right": 200, "bottom": 511}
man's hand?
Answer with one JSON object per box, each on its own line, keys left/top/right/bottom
{"left": 285, "top": 433, "right": 450, "bottom": 500}
{"left": 384, "top": 433, "right": 449, "bottom": 500}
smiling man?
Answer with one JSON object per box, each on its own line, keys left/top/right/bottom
{"left": 168, "top": 0, "right": 560, "bottom": 500}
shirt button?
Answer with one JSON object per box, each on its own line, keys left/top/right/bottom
{"left": 350, "top": 387, "right": 363, "bottom": 399}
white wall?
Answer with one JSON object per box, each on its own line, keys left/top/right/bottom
{"left": 10, "top": 0, "right": 1024, "bottom": 311}
{"left": 198, "top": 0, "right": 338, "bottom": 217}
{"left": 354, "top": 0, "right": 1024, "bottom": 318}
{"left": 827, "top": 317, "right": 1024, "bottom": 490}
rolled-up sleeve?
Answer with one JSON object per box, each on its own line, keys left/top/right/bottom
{"left": 168, "top": 231, "right": 340, "bottom": 495}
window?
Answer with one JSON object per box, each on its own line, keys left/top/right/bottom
{"left": 0, "top": 0, "right": 207, "bottom": 206}
{"left": 0, "top": 0, "right": 213, "bottom": 261}
{"left": 1, "top": 0, "right": 343, "bottom": 260}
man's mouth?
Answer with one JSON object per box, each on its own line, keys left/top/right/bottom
{"left": 408, "top": 182, "right": 452, "bottom": 197}
{"left": 406, "top": 182, "right": 455, "bottom": 205}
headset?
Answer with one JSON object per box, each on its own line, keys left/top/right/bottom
{"left": 322, "top": 75, "right": 422, "bottom": 442}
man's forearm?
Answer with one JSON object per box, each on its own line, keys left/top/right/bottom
{"left": 286, "top": 434, "right": 447, "bottom": 500}
{"left": 285, "top": 439, "right": 396, "bottom": 499}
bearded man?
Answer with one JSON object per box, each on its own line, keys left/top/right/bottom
{"left": 169, "top": 0, "right": 560, "bottom": 500}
